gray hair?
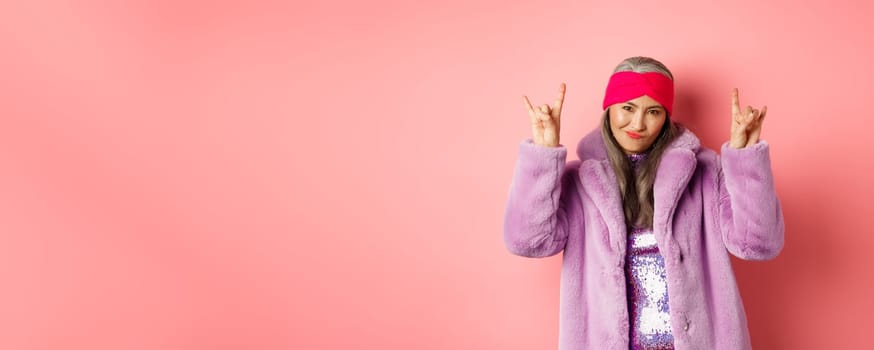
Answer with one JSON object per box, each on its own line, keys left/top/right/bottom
{"left": 612, "top": 56, "right": 674, "bottom": 81}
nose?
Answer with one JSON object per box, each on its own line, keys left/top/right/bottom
{"left": 627, "top": 111, "right": 645, "bottom": 131}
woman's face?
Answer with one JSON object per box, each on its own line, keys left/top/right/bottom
{"left": 608, "top": 94, "right": 667, "bottom": 154}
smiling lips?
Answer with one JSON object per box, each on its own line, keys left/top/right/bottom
{"left": 626, "top": 131, "right": 642, "bottom": 139}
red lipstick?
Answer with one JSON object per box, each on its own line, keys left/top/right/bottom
{"left": 626, "top": 131, "right": 642, "bottom": 139}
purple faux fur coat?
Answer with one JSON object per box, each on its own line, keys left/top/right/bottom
{"left": 502, "top": 124, "right": 784, "bottom": 349}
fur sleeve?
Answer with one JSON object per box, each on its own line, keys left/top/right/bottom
{"left": 502, "top": 138, "right": 578, "bottom": 258}
{"left": 716, "top": 140, "right": 785, "bottom": 260}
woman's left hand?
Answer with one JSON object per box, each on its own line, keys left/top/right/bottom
{"left": 729, "top": 88, "right": 767, "bottom": 149}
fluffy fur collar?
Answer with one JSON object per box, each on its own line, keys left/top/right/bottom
{"left": 574, "top": 123, "right": 703, "bottom": 259}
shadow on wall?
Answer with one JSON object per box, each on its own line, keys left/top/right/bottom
{"left": 671, "top": 67, "right": 719, "bottom": 150}
{"left": 732, "top": 184, "right": 833, "bottom": 348}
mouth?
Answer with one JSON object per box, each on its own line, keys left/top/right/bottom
{"left": 626, "top": 131, "right": 642, "bottom": 139}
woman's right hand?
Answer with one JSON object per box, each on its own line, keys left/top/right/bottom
{"left": 522, "top": 82, "right": 565, "bottom": 147}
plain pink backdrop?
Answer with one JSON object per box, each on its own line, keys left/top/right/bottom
{"left": 1, "top": 0, "right": 871, "bottom": 349}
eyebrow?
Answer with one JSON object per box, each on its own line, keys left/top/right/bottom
{"left": 625, "top": 102, "right": 665, "bottom": 110}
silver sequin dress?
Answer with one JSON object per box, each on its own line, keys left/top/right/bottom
{"left": 625, "top": 151, "right": 675, "bottom": 350}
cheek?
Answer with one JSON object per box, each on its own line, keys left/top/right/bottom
{"left": 608, "top": 112, "right": 625, "bottom": 139}
{"left": 648, "top": 117, "right": 666, "bottom": 131}
{"left": 644, "top": 118, "right": 666, "bottom": 142}
{"left": 610, "top": 109, "right": 630, "bottom": 126}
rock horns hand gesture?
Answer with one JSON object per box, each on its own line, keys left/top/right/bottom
{"left": 523, "top": 83, "right": 566, "bottom": 148}
{"left": 730, "top": 88, "right": 767, "bottom": 149}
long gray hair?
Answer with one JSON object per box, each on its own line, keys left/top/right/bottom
{"left": 600, "top": 56, "right": 680, "bottom": 229}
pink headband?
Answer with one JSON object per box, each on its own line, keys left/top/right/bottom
{"left": 602, "top": 71, "right": 674, "bottom": 116}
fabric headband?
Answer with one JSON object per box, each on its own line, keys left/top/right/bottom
{"left": 602, "top": 71, "right": 674, "bottom": 116}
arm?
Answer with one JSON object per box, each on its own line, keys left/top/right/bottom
{"left": 715, "top": 140, "right": 785, "bottom": 260}
{"left": 502, "top": 138, "right": 578, "bottom": 258}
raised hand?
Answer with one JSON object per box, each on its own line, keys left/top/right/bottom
{"left": 730, "top": 88, "right": 767, "bottom": 149}
{"left": 523, "top": 83, "right": 566, "bottom": 147}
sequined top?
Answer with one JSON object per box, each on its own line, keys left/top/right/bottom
{"left": 624, "top": 151, "right": 675, "bottom": 350}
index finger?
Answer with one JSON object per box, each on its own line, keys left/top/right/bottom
{"left": 552, "top": 83, "right": 566, "bottom": 116}
{"left": 731, "top": 88, "right": 740, "bottom": 115}
{"left": 522, "top": 95, "right": 535, "bottom": 115}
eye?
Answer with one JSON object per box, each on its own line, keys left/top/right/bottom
{"left": 648, "top": 109, "right": 662, "bottom": 116}
{"left": 622, "top": 105, "right": 633, "bottom": 111}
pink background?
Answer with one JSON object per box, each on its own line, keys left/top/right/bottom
{"left": 1, "top": 0, "right": 871, "bottom": 348}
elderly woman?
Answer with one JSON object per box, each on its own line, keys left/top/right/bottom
{"left": 503, "top": 56, "right": 784, "bottom": 350}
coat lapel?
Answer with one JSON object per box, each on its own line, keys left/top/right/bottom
{"left": 652, "top": 148, "right": 697, "bottom": 254}
{"left": 579, "top": 158, "right": 628, "bottom": 261}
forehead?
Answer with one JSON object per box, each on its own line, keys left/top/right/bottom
{"left": 624, "top": 95, "right": 664, "bottom": 109}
